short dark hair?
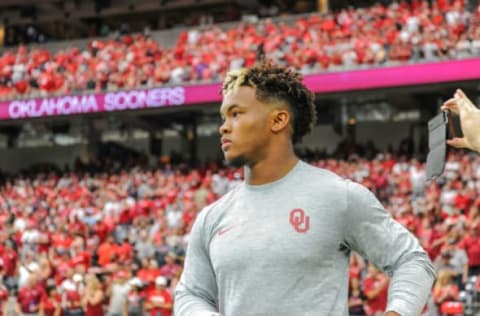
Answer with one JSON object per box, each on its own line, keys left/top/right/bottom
{"left": 222, "top": 61, "right": 317, "bottom": 144}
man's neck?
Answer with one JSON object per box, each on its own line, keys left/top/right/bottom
{"left": 245, "top": 149, "right": 298, "bottom": 186}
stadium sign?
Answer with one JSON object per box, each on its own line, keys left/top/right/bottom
{"left": 8, "top": 95, "right": 98, "bottom": 118}
{"left": 1, "top": 58, "right": 480, "bottom": 120}
{"left": 6, "top": 87, "right": 186, "bottom": 119}
{"left": 104, "top": 87, "right": 185, "bottom": 111}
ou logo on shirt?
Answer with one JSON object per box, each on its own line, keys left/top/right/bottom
{"left": 289, "top": 208, "right": 310, "bottom": 233}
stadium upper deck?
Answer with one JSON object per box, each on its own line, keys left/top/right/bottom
{"left": 0, "top": 0, "right": 478, "bottom": 103}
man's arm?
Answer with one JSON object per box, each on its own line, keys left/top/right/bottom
{"left": 344, "top": 181, "right": 436, "bottom": 316}
{"left": 174, "top": 208, "right": 220, "bottom": 316}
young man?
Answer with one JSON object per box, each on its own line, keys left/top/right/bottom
{"left": 174, "top": 62, "right": 435, "bottom": 315}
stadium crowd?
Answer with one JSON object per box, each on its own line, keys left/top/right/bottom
{"left": 0, "top": 0, "right": 479, "bottom": 101}
{"left": 0, "top": 148, "right": 478, "bottom": 316}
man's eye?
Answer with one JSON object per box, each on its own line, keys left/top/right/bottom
{"left": 232, "top": 112, "right": 240, "bottom": 117}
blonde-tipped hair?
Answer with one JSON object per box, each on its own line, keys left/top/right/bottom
{"left": 221, "top": 61, "right": 316, "bottom": 144}
{"left": 223, "top": 68, "right": 253, "bottom": 92}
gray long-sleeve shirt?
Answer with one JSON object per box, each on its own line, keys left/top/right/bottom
{"left": 174, "top": 161, "right": 436, "bottom": 316}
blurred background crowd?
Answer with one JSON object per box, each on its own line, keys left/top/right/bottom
{"left": 0, "top": 146, "right": 479, "bottom": 316}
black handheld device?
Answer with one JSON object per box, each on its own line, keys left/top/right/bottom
{"left": 426, "top": 111, "right": 453, "bottom": 180}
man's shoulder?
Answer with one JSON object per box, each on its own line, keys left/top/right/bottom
{"left": 297, "top": 161, "right": 346, "bottom": 186}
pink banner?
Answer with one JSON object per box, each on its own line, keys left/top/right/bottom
{"left": 303, "top": 57, "right": 480, "bottom": 92}
{"left": 1, "top": 58, "right": 479, "bottom": 120}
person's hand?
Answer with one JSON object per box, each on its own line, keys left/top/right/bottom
{"left": 385, "top": 312, "right": 400, "bottom": 316}
{"left": 441, "top": 89, "right": 480, "bottom": 152}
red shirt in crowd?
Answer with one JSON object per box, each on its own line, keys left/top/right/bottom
{"left": 68, "top": 220, "right": 87, "bottom": 236}
{"left": 65, "top": 289, "right": 82, "bottom": 310}
{"left": 433, "top": 284, "right": 459, "bottom": 305}
{"left": 41, "top": 293, "right": 61, "bottom": 316}
{"left": 97, "top": 241, "right": 117, "bottom": 267}
{"left": 17, "top": 285, "right": 44, "bottom": 313}
{"left": 363, "top": 274, "right": 388, "bottom": 315}
{"left": 349, "top": 265, "right": 361, "bottom": 281}
{"left": 94, "top": 222, "right": 109, "bottom": 243}
{"left": 2, "top": 248, "right": 18, "bottom": 277}
{"left": 116, "top": 242, "right": 132, "bottom": 263}
{"left": 37, "top": 230, "right": 51, "bottom": 254}
{"left": 460, "top": 234, "right": 480, "bottom": 267}
{"left": 51, "top": 233, "right": 73, "bottom": 252}
{"left": 54, "top": 258, "right": 72, "bottom": 285}
{"left": 137, "top": 268, "right": 161, "bottom": 293}
{"left": 146, "top": 288, "right": 172, "bottom": 316}
{"left": 70, "top": 251, "right": 91, "bottom": 270}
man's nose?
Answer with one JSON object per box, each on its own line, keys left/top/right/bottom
{"left": 219, "top": 120, "right": 230, "bottom": 135}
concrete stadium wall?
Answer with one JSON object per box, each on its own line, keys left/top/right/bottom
{"left": 355, "top": 121, "right": 417, "bottom": 151}
{"left": 133, "top": 121, "right": 416, "bottom": 162}
{"left": 0, "top": 121, "right": 417, "bottom": 173}
{"left": 0, "top": 144, "right": 86, "bottom": 173}
{"left": 163, "top": 121, "right": 415, "bottom": 160}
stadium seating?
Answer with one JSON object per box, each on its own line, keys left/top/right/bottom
{"left": 0, "top": 149, "right": 478, "bottom": 315}
{"left": 0, "top": 0, "right": 479, "bottom": 101}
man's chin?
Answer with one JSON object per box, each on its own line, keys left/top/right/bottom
{"left": 225, "top": 154, "right": 247, "bottom": 168}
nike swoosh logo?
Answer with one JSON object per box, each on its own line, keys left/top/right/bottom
{"left": 218, "top": 226, "right": 235, "bottom": 236}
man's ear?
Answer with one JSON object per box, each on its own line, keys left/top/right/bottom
{"left": 270, "top": 109, "right": 291, "bottom": 133}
